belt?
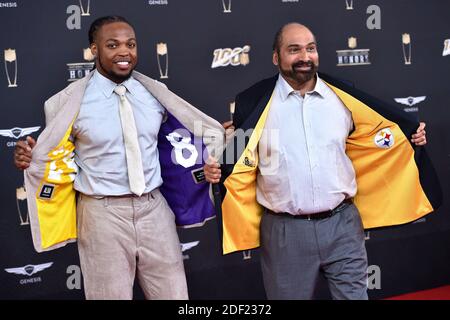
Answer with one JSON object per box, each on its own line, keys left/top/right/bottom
{"left": 267, "top": 198, "right": 353, "bottom": 221}
{"left": 79, "top": 190, "right": 155, "bottom": 200}
{"left": 106, "top": 192, "right": 154, "bottom": 199}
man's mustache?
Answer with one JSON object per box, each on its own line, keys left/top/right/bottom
{"left": 292, "top": 61, "right": 315, "bottom": 69}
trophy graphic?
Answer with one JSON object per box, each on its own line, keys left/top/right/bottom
{"left": 156, "top": 43, "right": 169, "bottom": 79}
{"left": 4, "top": 49, "right": 17, "bottom": 88}
{"left": 67, "top": 48, "right": 95, "bottom": 82}
{"left": 83, "top": 48, "right": 95, "bottom": 61}
{"left": 239, "top": 49, "right": 250, "bottom": 66}
{"left": 345, "top": 0, "right": 354, "bottom": 10}
{"left": 402, "top": 33, "right": 412, "bottom": 65}
{"left": 242, "top": 250, "right": 252, "bottom": 260}
{"left": 16, "top": 186, "right": 29, "bottom": 226}
{"left": 229, "top": 102, "right": 235, "bottom": 122}
{"left": 79, "top": 0, "right": 90, "bottom": 16}
{"left": 443, "top": 39, "right": 450, "bottom": 56}
{"left": 348, "top": 36, "right": 357, "bottom": 49}
{"left": 222, "top": 0, "right": 232, "bottom": 13}
{"left": 337, "top": 37, "right": 371, "bottom": 66}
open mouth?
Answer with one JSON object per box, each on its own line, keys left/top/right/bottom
{"left": 115, "top": 61, "right": 131, "bottom": 70}
{"left": 294, "top": 66, "right": 312, "bottom": 72}
{"left": 293, "top": 62, "right": 314, "bottom": 72}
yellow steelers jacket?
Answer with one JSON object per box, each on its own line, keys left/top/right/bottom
{"left": 216, "top": 73, "right": 442, "bottom": 254}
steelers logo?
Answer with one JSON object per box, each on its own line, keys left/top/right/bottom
{"left": 374, "top": 128, "right": 395, "bottom": 148}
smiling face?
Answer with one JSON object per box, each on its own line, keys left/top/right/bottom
{"left": 90, "top": 21, "right": 137, "bottom": 83}
{"left": 273, "top": 23, "right": 319, "bottom": 91}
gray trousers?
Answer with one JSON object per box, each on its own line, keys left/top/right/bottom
{"left": 76, "top": 189, "right": 188, "bottom": 300}
{"left": 260, "top": 203, "right": 368, "bottom": 300}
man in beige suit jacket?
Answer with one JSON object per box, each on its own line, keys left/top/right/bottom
{"left": 14, "top": 16, "right": 224, "bottom": 300}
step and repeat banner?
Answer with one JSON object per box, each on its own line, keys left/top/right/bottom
{"left": 0, "top": 0, "right": 449, "bottom": 299}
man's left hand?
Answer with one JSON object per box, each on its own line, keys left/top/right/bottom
{"left": 411, "top": 122, "right": 427, "bottom": 146}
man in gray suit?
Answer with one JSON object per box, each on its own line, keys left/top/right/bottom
{"left": 204, "top": 22, "right": 428, "bottom": 300}
{"left": 14, "top": 15, "right": 223, "bottom": 300}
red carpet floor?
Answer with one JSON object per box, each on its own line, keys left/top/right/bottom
{"left": 385, "top": 285, "right": 450, "bottom": 300}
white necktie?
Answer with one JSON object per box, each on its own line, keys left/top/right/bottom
{"left": 114, "top": 85, "right": 146, "bottom": 196}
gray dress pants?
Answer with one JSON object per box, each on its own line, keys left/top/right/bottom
{"left": 260, "top": 203, "right": 368, "bottom": 300}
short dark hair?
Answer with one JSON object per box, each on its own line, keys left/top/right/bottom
{"left": 88, "top": 15, "right": 133, "bottom": 45}
{"left": 272, "top": 23, "right": 316, "bottom": 53}
{"left": 272, "top": 25, "right": 285, "bottom": 53}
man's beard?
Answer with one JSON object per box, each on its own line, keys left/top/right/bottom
{"left": 97, "top": 56, "right": 134, "bottom": 83}
{"left": 280, "top": 60, "right": 318, "bottom": 86}
{"left": 108, "top": 70, "right": 133, "bottom": 83}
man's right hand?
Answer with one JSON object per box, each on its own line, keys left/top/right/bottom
{"left": 222, "top": 120, "right": 235, "bottom": 133}
{"left": 14, "top": 136, "right": 36, "bottom": 170}
{"left": 203, "top": 120, "right": 232, "bottom": 184}
{"left": 204, "top": 156, "right": 221, "bottom": 184}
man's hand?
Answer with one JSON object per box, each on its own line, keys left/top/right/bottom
{"left": 14, "top": 136, "right": 36, "bottom": 170}
{"left": 411, "top": 122, "right": 426, "bottom": 146}
{"left": 222, "top": 120, "right": 235, "bottom": 135}
{"left": 203, "top": 121, "right": 232, "bottom": 183}
{"left": 204, "top": 156, "right": 221, "bottom": 184}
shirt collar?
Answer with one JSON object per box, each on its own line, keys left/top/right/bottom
{"left": 313, "top": 75, "right": 327, "bottom": 98}
{"left": 93, "top": 70, "right": 137, "bottom": 98}
{"left": 277, "top": 73, "right": 326, "bottom": 101}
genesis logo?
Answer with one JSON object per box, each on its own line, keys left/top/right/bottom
{"left": 394, "top": 96, "right": 426, "bottom": 113}
{"left": 0, "top": 2, "right": 17, "bottom": 8}
{"left": 0, "top": 126, "right": 40, "bottom": 147}
{"left": 148, "top": 0, "right": 168, "bottom": 4}
{"left": 394, "top": 96, "right": 426, "bottom": 107}
{"left": 5, "top": 262, "right": 53, "bottom": 276}
{"left": 5, "top": 262, "right": 53, "bottom": 285}
{"left": 0, "top": 126, "right": 40, "bottom": 139}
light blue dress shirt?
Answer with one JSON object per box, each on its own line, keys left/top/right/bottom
{"left": 72, "top": 70, "right": 165, "bottom": 196}
{"left": 257, "top": 74, "right": 357, "bottom": 215}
